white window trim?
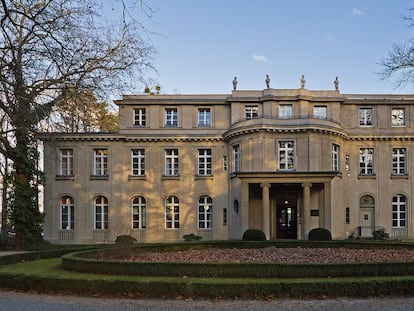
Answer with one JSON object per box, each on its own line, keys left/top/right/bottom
{"left": 131, "top": 149, "right": 145, "bottom": 176}
{"left": 132, "top": 196, "right": 146, "bottom": 229}
{"left": 198, "top": 148, "right": 212, "bottom": 176}
{"left": 93, "top": 149, "right": 108, "bottom": 176}
{"left": 278, "top": 140, "right": 295, "bottom": 171}
{"left": 164, "top": 149, "right": 179, "bottom": 176}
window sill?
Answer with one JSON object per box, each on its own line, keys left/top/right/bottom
{"left": 162, "top": 175, "right": 180, "bottom": 180}
{"left": 358, "top": 174, "right": 376, "bottom": 179}
{"left": 195, "top": 175, "right": 214, "bottom": 180}
{"left": 391, "top": 174, "right": 409, "bottom": 179}
{"left": 128, "top": 175, "right": 147, "bottom": 180}
{"left": 55, "top": 175, "right": 75, "bottom": 180}
{"left": 90, "top": 175, "right": 109, "bottom": 180}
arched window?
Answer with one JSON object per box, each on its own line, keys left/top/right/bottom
{"left": 60, "top": 196, "right": 74, "bottom": 230}
{"left": 165, "top": 196, "right": 179, "bottom": 229}
{"left": 359, "top": 195, "right": 375, "bottom": 209}
{"left": 392, "top": 194, "right": 407, "bottom": 228}
{"left": 94, "top": 196, "right": 108, "bottom": 230}
{"left": 198, "top": 196, "right": 213, "bottom": 229}
{"left": 132, "top": 196, "right": 146, "bottom": 229}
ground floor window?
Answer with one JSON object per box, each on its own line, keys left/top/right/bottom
{"left": 60, "top": 196, "right": 74, "bottom": 230}
{"left": 132, "top": 196, "right": 146, "bottom": 229}
{"left": 94, "top": 196, "right": 108, "bottom": 229}
{"left": 198, "top": 195, "right": 213, "bottom": 229}
{"left": 392, "top": 194, "right": 407, "bottom": 228}
{"left": 165, "top": 195, "right": 179, "bottom": 229}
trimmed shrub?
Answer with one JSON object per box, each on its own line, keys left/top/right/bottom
{"left": 308, "top": 228, "right": 332, "bottom": 241}
{"left": 373, "top": 228, "right": 389, "bottom": 240}
{"left": 115, "top": 235, "right": 136, "bottom": 244}
{"left": 242, "top": 229, "right": 266, "bottom": 241}
{"left": 183, "top": 233, "right": 202, "bottom": 242}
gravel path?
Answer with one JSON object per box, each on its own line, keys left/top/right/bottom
{"left": 106, "top": 247, "right": 414, "bottom": 264}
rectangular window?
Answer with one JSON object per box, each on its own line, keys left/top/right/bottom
{"left": 59, "top": 148, "right": 73, "bottom": 176}
{"left": 278, "top": 140, "right": 295, "bottom": 170}
{"left": 133, "top": 108, "right": 146, "bottom": 127}
{"left": 198, "top": 108, "right": 211, "bottom": 127}
{"left": 165, "top": 108, "right": 178, "bottom": 127}
{"left": 332, "top": 144, "right": 339, "bottom": 171}
{"left": 391, "top": 108, "right": 405, "bottom": 127}
{"left": 198, "top": 149, "right": 212, "bottom": 176}
{"left": 232, "top": 144, "right": 241, "bottom": 172}
{"left": 93, "top": 149, "right": 108, "bottom": 176}
{"left": 164, "top": 149, "right": 179, "bottom": 176}
{"left": 392, "top": 195, "right": 407, "bottom": 228}
{"left": 392, "top": 148, "right": 407, "bottom": 175}
{"left": 345, "top": 207, "right": 350, "bottom": 224}
{"left": 223, "top": 208, "right": 228, "bottom": 225}
{"left": 131, "top": 149, "right": 145, "bottom": 176}
{"left": 245, "top": 105, "right": 258, "bottom": 119}
{"left": 279, "top": 104, "right": 293, "bottom": 119}
{"left": 359, "top": 148, "right": 374, "bottom": 175}
{"left": 359, "top": 108, "right": 373, "bottom": 126}
{"left": 314, "top": 106, "right": 327, "bottom": 119}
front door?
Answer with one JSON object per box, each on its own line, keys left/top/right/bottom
{"left": 277, "top": 200, "right": 297, "bottom": 239}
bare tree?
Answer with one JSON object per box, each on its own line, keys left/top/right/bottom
{"left": 0, "top": 0, "right": 154, "bottom": 249}
{"left": 379, "top": 8, "right": 414, "bottom": 87}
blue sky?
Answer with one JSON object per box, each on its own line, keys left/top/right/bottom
{"left": 132, "top": 0, "right": 414, "bottom": 94}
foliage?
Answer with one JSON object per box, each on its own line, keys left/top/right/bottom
{"left": 183, "top": 233, "right": 202, "bottom": 242}
{"left": 373, "top": 228, "right": 389, "bottom": 240}
{"left": 379, "top": 8, "right": 414, "bottom": 87}
{"left": 308, "top": 228, "right": 332, "bottom": 241}
{"left": 242, "top": 229, "right": 266, "bottom": 241}
{"left": 0, "top": 0, "right": 154, "bottom": 249}
{"left": 115, "top": 235, "right": 137, "bottom": 244}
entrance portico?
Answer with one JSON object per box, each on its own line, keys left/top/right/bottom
{"left": 236, "top": 172, "right": 336, "bottom": 240}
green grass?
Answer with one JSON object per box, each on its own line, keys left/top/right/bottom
{"left": 2, "top": 258, "right": 414, "bottom": 299}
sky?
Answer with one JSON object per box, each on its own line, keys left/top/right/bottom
{"left": 122, "top": 0, "right": 414, "bottom": 95}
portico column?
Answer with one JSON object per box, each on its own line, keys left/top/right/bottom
{"left": 261, "top": 183, "right": 271, "bottom": 240}
{"left": 302, "top": 183, "right": 312, "bottom": 239}
{"left": 241, "top": 180, "right": 249, "bottom": 235}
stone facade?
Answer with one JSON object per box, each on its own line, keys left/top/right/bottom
{"left": 41, "top": 87, "right": 414, "bottom": 243}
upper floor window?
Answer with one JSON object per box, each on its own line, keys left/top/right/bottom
{"left": 198, "top": 195, "right": 213, "bottom": 229}
{"left": 279, "top": 104, "right": 293, "bottom": 119}
{"left": 332, "top": 144, "right": 339, "bottom": 171}
{"left": 391, "top": 108, "right": 405, "bottom": 127}
{"left": 60, "top": 196, "right": 74, "bottom": 230}
{"left": 94, "top": 196, "right": 108, "bottom": 230}
{"left": 93, "top": 149, "right": 108, "bottom": 176}
{"left": 245, "top": 105, "right": 258, "bottom": 120}
{"left": 278, "top": 140, "right": 295, "bottom": 170}
{"left": 164, "top": 149, "right": 179, "bottom": 176}
{"left": 165, "top": 195, "right": 179, "bottom": 229}
{"left": 198, "top": 148, "right": 212, "bottom": 176}
{"left": 314, "top": 106, "right": 327, "bottom": 120}
{"left": 198, "top": 108, "right": 211, "bottom": 127}
{"left": 133, "top": 108, "right": 146, "bottom": 127}
{"left": 359, "top": 148, "right": 374, "bottom": 175}
{"left": 392, "top": 148, "right": 407, "bottom": 175}
{"left": 359, "top": 108, "right": 373, "bottom": 126}
{"left": 392, "top": 194, "right": 407, "bottom": 228}
{"left": 59, "top": 148, "right": 73, "bottom": 176}
{"left": 232, "top": 144, "right": 241, "bottom": 172}
{"left": 132, "top": 196, "right": 146, "bottom": 229}
{"left": 131, "top": 149, "right": 145, "bottom": 176}
{"left": 165, "top": 108, "right": 178, "bottom": 127}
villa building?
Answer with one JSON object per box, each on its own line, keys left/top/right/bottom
{"left": 41, "top": 83, "right": 414, "bottom": 243}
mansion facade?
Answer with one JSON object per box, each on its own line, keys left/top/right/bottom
{"left": 42, "top": 86, "right": 414, "bottom": 243}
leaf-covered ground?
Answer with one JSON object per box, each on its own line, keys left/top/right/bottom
{"left": 110, "top": 247, "right": 414, "bottom": 264}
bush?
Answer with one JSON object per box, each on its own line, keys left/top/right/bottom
{"left": 114, "top": 235, "right": 136, "bottom": 244}
{"left": 308, "top": 228, "right": 332, "bottom": 241}
{"left": 183, "top": 233, "right": 202, "bottom": 242}
{"left": 242, "top": 229, "right": 266, "bottom": 241}
{"left": 373, "top": 228, "right": 389, "bottom": 240}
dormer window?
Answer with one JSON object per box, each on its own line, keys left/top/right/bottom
{"left": 245, "top": 105, "right": 258, "bottom": 120}
{"left": 133, "top": 108, "right": 146, "bottom": 127}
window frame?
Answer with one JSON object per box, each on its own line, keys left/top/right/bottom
{"left": 198, "top": 195, "right": 213, "bottom": 229}
{"left": 60, "top": 196, "right": 74, "bottom": 230}
{"left": 313, "top": 105, "right": 327, "bottom": 120}
{"left": 197, "top": 148, "right": 212, "bottom": 176}
{"left": 59, "top": 148, "right": 73, "bottom": 176}
{"left": 164, "top": 148, "right": 179, "bottom": 176}
{"left": 198, "top": 108, "right": 211, "bottom": 127}
{"left": 165, "top": 108, "right": 178, "bottom": 127}
{"left": 245, "top": 105, "right": 259, "bottom": 120}
{"left": 93, "top": 149, "right": 108, "bottom": 176}
{"left": 392, "top": 194, "right": 407, "bottom": 228}
{"left": 392, "top": 147, "right": 407, "bottom": 176}
{"left": 359, "top": 107, "right": 373, "bottom": 127}
{"left": 133, "top": 108, "right": 146, "bottom": 127}
{"left": 332, "top": 144, "right": 340, "bottom": 171}
{"left": 359, "top": 148, "right": 374, "bottom": 175}
{"left": 165, "top": 195, "right": 180, "bottom": 229}
{"left": 279, "top": 104, "right": 293, "bottom": 119}
{"left": 132, "top": 196, "right": 146, "bottom": 229}
{"left": 232, "top": 144, "right": 241, "bottom": 172}
{"left": 278, "top": 140, "right": 295, "bottom": 171}
{"left": 94, "top": 196, "right": 108, "bottom": 230}
{"left": 391, "top": 108, "right": 405, "bottom": 127}
{"left": 131, "top": 148, "right": 145, "bottom": 176}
